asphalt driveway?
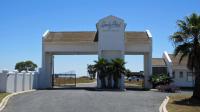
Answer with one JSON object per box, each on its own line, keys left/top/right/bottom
{"left": 2, "top": 89, "right": 171, "bottom": 112}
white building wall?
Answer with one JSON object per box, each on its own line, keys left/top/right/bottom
{"left": 98, "top": 31, "right": 125, "bottom": 51}
{"left": 6, "top": 74, "right": 15, "bottom": 93}
{"left": 173, "top": 69, "right": 194, "bottom": 87}
{"left": 16, "top": 73, "right": 23, "bottom": 92}
{"left": 162, "top": 51, "right": 194, "bottom": 87}
{"left": 97, "top": 16, "right": 126, "bottom": 52}
{"left": 0, "top": 70, "right": 38, "bottom": 93}
{"left": 125, "top": 43, "right": 151, "bottom": 53}
{"left": 0, "top": 70, "right": 8, "bottom": 92}
{"left": 44, "top": 42, "right": 97, "bottom": 54}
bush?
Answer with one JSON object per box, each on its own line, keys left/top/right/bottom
{"left": 150, "top": 74, "right": 173, "bottom": 88}
{"left": 156, "top": 84, "right": 180, "bottom": 93}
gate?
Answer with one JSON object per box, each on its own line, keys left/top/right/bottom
{"left": 52, "top": 74, "right": 76, "bottom": 87}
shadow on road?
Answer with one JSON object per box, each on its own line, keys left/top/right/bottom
{"left": 42, "top": 86, "right": 149, "bottom": 92}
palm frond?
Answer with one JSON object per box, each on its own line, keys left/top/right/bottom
{"left": 170, "top": 31, "right": 194, "bottom": 46}
{"left": 177, "top": 20, "right": 190, "bottom": 34}
{"left": 174, "top": 43, "right": 192, "bottom": 63}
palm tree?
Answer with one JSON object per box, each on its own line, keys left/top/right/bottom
{"left": 106, "top": 62, "right": 113, "bottom": 88}
{"left": 94, "top": 58, "right": 108, "bottom": 88}
{"left": 170, "top": 13, "right": 200, "bottom": 99}
{"left": 111, "top": 58, "right": 126, "bottom": 89}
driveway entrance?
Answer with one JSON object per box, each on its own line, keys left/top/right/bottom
{"left": 2, "top": 90, "right": 169, "bottom": 112}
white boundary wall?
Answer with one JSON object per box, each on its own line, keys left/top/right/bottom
{"left": 0, "top": 70, "right": 38, "bottom": 93}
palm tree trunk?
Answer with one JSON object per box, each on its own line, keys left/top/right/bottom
{"left": 192, "top": 35, "right": 200, "bottom": 100}
{"left": 192, "top": 38, "right": 200, "bottom": 100}
{"left": 192, "top": 72, "right": 200, "bottom": 100}
{"left": 101, "top": 77, "right": 106, "bottom": 88}
{"left": 107, "top": 75, "right": 112, "bottom": 88}
{"left": 114, "top": 77, "right": 118, "bottom": 89}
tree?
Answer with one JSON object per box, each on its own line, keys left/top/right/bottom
{"left": 105, "top": 62, "right": 113, "bottom": 88}
{"left": 87, "top": 64, "right": 96, "bottom": 79}
{"left": 92, "top": 58, "right": 127, "bottom": 89}
{"left": 111, "top": 58, "right": 126, "bottom": 89}
{"left": 170, "top": 13, "right": 200, "bottom": 99}
{"left": 94, "top": 58, "right": 108, "bottom": 88}
{"left": 125, "top": 69, "right": 132, "bottom": 79}
{"left": 15, "top": 61, "right": 37, "bottom": 72}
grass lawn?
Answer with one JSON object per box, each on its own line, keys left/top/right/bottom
{"left": 125, "top": 80, "right": 144, "bottom": 88}
{"left": 0, "top": 93, "right": 9, "bottom": 103}
{"left": 76, "top": 77, "right": 96, "bottom": 83}
{"left": 167, "top": 94, "right": 200, "bottom": 112}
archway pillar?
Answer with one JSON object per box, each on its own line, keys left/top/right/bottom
{"left": 39, "top": 52, "right": 53, "bottom": 89}
{"left": 144, "top": 52, "right": 152, "bottom": 89}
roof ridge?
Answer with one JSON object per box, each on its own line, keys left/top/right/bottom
{"left": 50, "top": 31, "right": 97, "bottom": 33}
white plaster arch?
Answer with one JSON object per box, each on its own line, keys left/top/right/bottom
{"left": 39, "top": 16, "right": 152, "bottom": 89}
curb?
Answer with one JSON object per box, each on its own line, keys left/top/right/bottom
{"left": 0, "top": 90, "right": 36, "bottom": 112}
{"left": 159, "top": 96, "right": 169, "bottom": 112}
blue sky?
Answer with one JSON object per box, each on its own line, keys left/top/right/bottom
{"left": 0, "top": 0, "right": 199, "bottom": 76}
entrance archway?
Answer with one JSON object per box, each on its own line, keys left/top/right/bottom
{"left": 38, "top": 15, "right": 152, "bottom": 89}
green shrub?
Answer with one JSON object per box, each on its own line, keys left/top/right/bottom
{"left": 150, "top": 74, "right": 173, "bottom": 88}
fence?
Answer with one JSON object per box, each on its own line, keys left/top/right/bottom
{"left": 0, "top": 70, "right": 38, "bottom": 93}
{"left": 53, "top": 74, "right": 76, "bottom": 87}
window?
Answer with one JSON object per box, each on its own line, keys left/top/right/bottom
{"left": 179, "top": 71, "right": 183, "bottom": 78}
{"left": 187, "top": 72, "right": 193, "bottom": 82}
